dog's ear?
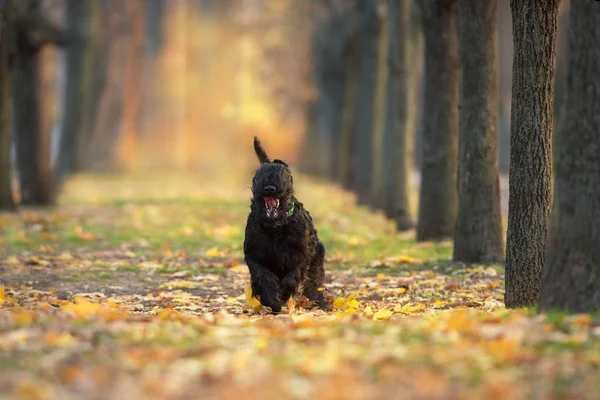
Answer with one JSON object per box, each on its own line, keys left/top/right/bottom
{"left": 273, "top": 159, "right": 288, "bottom": 167}
{"left": 253, "top": 137, "right": 271, "bottom": 164}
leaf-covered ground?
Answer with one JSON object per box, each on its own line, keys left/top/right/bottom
{"left": 1, "top": 173, "right": 599, "bottom": 400}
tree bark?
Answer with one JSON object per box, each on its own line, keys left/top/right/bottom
{"left": 384, "top": 0, "right": 421, "bottom": 230}
{"left": 301, "top": 2, "right": 356, "bottom": 180}
{"left": 336, "top": 35, "right": 358, "bottom": 189}
{"left": 76, "top": 2, "right": 108, "bottom": 171}
{"left": 497, "top": 0, "right": 512, "bottom": 174}
{"left": 539, "top": 0, "right": 600, "bottom": 313}
{"left": 12, "top": 0, "right": 66, "bottom": 206}
{"left": 504, "top": 0, "right": 559, "bottom": 308}
{"left": 56, "top": 0, "right": 92, "bottom": 185}
{"left": 453, "top": 0, "right": 504, "bottom": 263}
{"left": 416, "top": 0, "right": 459, "bottom": 241}
{"left": 0, "top": 0, "right": 15, "bottom": 210}
{"left": 370, "top": 0, "right": 389, "bottom": 211}
{"left": 116, "top": 0, "right": 145, "bottom": 172}
{"left": 84, "top": 1, "right": 127, "bottom": 172}
{"left": 351, "top": 0, "right": 382, "bottom": 205}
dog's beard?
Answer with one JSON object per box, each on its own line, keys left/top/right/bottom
{"left": 264, "top": 197, "right": 280, "bottom": 218}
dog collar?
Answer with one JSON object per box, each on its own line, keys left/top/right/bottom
{"left": 288, "top": 202, "right": 295, "bottom": 217}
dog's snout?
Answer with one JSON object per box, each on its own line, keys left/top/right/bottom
{"left": 264, "top": 185, "right": 276, "bottom": 193}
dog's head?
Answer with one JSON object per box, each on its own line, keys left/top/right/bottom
{"left": 251, "top": 137, "right": 294, "bottom": 223}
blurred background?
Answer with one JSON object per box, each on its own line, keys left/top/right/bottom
{"left": 0, "top": 0, "right": 569, "bottom": 210}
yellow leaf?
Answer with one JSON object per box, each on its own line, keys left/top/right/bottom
{"left": 287, "top": 297, "right": 296, "bottom": 314}
{"left": 159, "top": 280, "right": 201, "bottom": 289}
{"left": 3, "top": 257, "right": 19, "bottom": 265}
{"left": 62, "top": 296, "right": 101, "bottom": 318}
{"left": 333, "top": 291, "right": 361, "bottom": 312}
{"left": 56, "top": 252, "right": 74, "bottom": 261}
{"left": 446, "top": 310, "right": 478, "bottom": 333}
{"left": 364, "top": 306, "right": 373, "bottom": 317}
{"left": 394, "top": 303, "right": 424, "bottom": 313}
{"left": 397, "top": 255, "right": 419, "bottom": 264}
{"left": 434, "top": 300, "right": 446, "bottom": 307}
{"left": 348, "top": 236, "right": 366, "bottom": 246}
{"left": 0, "top": 286, "right": 4, "bottom": 303}
{"left": 204, "top": 246, "right": 223, "bottom": 257}
{"left": 374, "top": 308, "right": 393, "bottom": 320}
{"left": 245, "top": 284, "right": 261, "bottom": 309}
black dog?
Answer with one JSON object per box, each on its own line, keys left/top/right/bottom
{"left": 243, "top": 137, "right": 330, "bottom": 313}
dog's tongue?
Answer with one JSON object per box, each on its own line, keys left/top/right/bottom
{"left": 264, "top": 197, "right": 279, "bottom": 211}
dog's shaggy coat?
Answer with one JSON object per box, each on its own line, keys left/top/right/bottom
{"left": 243, "top": 137, "right": 329, "bottom": 313}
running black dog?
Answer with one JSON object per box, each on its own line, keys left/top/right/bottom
{"left": 243, "top": 137, "right": 330, "bottom": 313}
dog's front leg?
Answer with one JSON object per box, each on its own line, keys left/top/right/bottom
{"left": 246, "top": 259, "right": 284, "bottom": 313}
{"left": 280, "top": 268, "right": 301, "bottom": 304}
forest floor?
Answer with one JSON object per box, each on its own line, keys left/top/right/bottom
{"left": 0, "top": 173, "right": 599, "bottom": 400}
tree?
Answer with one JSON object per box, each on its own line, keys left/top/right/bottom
{"left": 301, "top": 1, "right": 358, "bottom": 180}
{"left": 416, "top": 0, "right": 459, "bottom": 241}
{"left": 384, "top": 0, "right": 422, "bottom": 230}
{"left": 504, "top": 0, "right": 560, "bottom": 308}
{"left": 453, "top": 0, "right": 504, "bottom": 263}
{"left": 12, "top": 0, "right": 66, "bottom": 205}
{"left": 116, "top": 0, "right": 145, "bottom": 172}
{"left": 351, "top": 0, "right": 383, "bottom": 205}
{"left": 336, "top": 35, "right": 358, "bottom": 189}
{"left": 0, "top": 0, "right": 14, "bottom": 210}
{"left": 56, "top": 0, "right": 92, "bottom": 185}
{"left": 539, "top": 0, "right": 600, "bottom": 313}
{"left": 83, "top": 1, "right": 128, "bottom": 172}
{"left": 370, "top": 0, "right": 390, "bottom": 211}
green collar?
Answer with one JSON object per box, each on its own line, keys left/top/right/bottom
{"left": 288, "top": 202, "right": 295, "bottom": 217}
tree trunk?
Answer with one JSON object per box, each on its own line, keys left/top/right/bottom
{"left": 504, "top": 0, "right": 559, "bottom": 308}
{"left": 76, "top": 2, "right": 108, "bottom": 171}
{"left": 56, "top": 0, "right": 92, "bottom": 185}
{"left": 0, "top": 0, "right": 14, "bottom": 210}
{"left": 301, "top": 3, "right": 354, "bottom": 180}
{"left": 336, "top": 36, "right": 358, "bottom": 189}
{"left": 351, "top": 0, "right": 382, "bottom": 205}
{"left": 539, "top": 0, "right": 600, "bottom": 314}
{"left": 416, "top": 0, "right": 459, "bottom": 241}
{"left": 370, "top": 0, "right": 389, "bottom": 211}
{"left": 453, "top": 0, "right": 504, "bottom": 263}
{"left": 384, "top": 0, "right": 421, "bottom": 230}
{"left": 497, "top": 0, "right": 512, "bottom": 174}
{"left": 84, "top": 1, "right": 127, "bottom": 172}
{"left": 116, "top": 0, "right": 145, "bottom": 172}
{"left": 139, "top": 0, "right": 165, "bottom": 152}
{"left": 13, "top": 0, "right": 65, "bottom": 206}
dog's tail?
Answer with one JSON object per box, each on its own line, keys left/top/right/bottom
{"left": 253, "top": 137, "right": 271, "bottom": 164}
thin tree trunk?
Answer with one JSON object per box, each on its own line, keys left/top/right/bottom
{"left": 539, "top": 0, "right": 600, "bottom": 313}
{"left": 370, "top": 0, "right": 389, "bottom": 211}
{"left": 504, "top": 0, "right": 559, "bottom": 308}
{"left": 351, "top": 0, "right": 382, "bottom": 205}
{"left": 139, "top": 0, "right": 165, "bottom": 151}
{"left": 0, "top": 0, "right": 14, "bottom": 210}
{"left": 116, "top": 0, "right": 145, "bottom": 172}
{"left": 85, "top": 1, "right": 127, "bottom": 172}
{"left": 56, "top": 0, "right": 92, "bottom": 185}
{"left": 13, "top": 0, "right": 66, "bottom": 205}
{"left": 385, "top": 0, "right": 421, "bottom": 230}
{"left": 416, "top": 0, "right": 459, "bottom": 241}
{"left": 453, "top": 0, "right": 504, "bottom": 263}
{"left": 497, "top": 0, "right": 512, "bottom": 174}
{"left": 76, "top": 2, "right": 108, "bottom": 171}
{"left": 336, "top": 36, "right": 358, "bottom": 189}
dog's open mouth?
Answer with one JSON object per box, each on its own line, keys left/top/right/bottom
{"left": 264, "top": 197, "right": 280, "bottom": 218}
